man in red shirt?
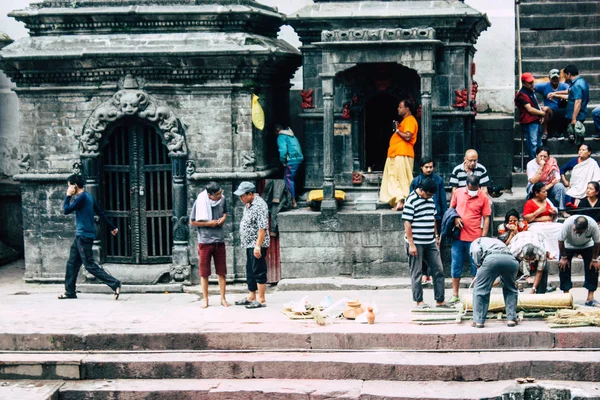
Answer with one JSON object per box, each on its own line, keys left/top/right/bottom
{"left": 515, "top": 72, "right": 550, "bottom": 160}
{"left": 448, "top": 175, "right": 492, "bottom": 304}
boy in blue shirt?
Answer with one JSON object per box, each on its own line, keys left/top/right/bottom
{"left": 60, "top": 174, "right": 121, "bottom": 300}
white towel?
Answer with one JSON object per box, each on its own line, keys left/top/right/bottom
{"left": 195, "top": 190, "right": 212, "bottom": 221}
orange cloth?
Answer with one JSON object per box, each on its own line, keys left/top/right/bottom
{"left": 387, "top": 115, "right": 418, "bottom": 158}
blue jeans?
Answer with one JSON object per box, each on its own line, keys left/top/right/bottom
{"left": 451, "top": 240, "right": 477, "bottom": 279}
{"left": 472, "top": 253, "right": 519, "bottom": 324}
{"left": 65, "top": 236, "right": 121, "bottom": 296}
{"left": 593, "top": 105, "right": 600, "bottom": 135}
{"left": 522, "top": 122, "right": 542, "bottom": 160}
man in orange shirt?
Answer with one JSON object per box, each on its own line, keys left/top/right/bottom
{"left": 448, "top": 175, "right": 492, "bottom": 304}
{"left": 379, "top": 99, "right": 419, "bottom": 211}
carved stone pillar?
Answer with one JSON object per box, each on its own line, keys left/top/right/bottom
{"left": 420, "top": 73, "right": 434, "bottom": 159}
{"left": 171, "top": 157, "right": 190, "bottom": 283}
{"left": 81, "top": 156, "right": 103, "bottom": 262}
{"left": 321, "top": 74, "right": 337, "bottom": 214}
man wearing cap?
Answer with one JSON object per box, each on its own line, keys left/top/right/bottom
{"left": 535, "top": 69, "right": 569, "bottom": 140}
{"left": 515, "top": 72, "right": 550, "bottom": 160}
{"left": 548, "top": 64, "right": 590, "bottom": 142}
{"left": 234, "top": 181, "right": 270, "bottom": 309}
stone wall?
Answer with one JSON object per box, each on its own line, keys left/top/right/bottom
{"left": 474, "top": 115, "right": 514, "bottom": 189}
{"left": 15, "top": 83, "right": 288, "bottom": 283}
{"left": 278, "top": 209, "right": 472, "bottom": 279}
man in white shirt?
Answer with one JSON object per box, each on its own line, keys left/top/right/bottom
{"left": 558, "top": 215, "right": 600, "bottom": 307}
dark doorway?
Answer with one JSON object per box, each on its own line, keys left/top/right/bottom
{"left": 101, "top": 119, "right": 173, "bottom": 264}
{"left": 364, "top": 94, "right": 401, "bottom": 172}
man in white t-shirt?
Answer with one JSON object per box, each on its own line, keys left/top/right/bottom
{"left": 558, "top": 215, "right": 600, "bottom": 307}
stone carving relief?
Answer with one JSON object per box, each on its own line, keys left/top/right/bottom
{"left": 78, "top": 75, "right": 187, "bottom": 157}
{"left": 240, "top": 151, "right": 256, "bottom": 170}
{"left": 18, "top": 153, "right": 30, "bottom": 172}
{"left": 185, "top": 160, "right": 196, "bottom": 179}
{"left": 321, "top": 28, "right": 436, "bottom": 42}
{"left": 170, "top": 265, "right": 190, "bottom": 283}
{"left": 172, "top": 216, "right": 189, "bottom": 242}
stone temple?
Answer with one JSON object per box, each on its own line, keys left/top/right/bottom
{"left": 0, "top": 0, "right": 501, "bottom": 285}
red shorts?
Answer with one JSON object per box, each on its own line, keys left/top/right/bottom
{"left": 198, "top": 243, "right": 227, "bottom": 278}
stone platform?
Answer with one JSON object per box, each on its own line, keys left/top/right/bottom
{"left": 1, "top": 260, "right": 600, "bottom": 399}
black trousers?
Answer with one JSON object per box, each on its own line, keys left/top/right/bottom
{"left": 561, "top": 246, "right": 599, "bottom": 293}
{"left": 64, "top": 236, "right": 121, "bottom": 296}
{"left": 245, "top": 247, "right": 267, "bottom": 292}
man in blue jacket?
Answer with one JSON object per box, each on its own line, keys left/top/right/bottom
{"left": 60, "top": 174, "right": 121, "bottom": 300}
{"left": 276, "top": 124, "right": 304, "bottom": 208}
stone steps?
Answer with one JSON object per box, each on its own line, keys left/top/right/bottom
{"left": 521, "top": 14, "right": 600, "bottom": 30}
{"left": 521, "top": 1, "right": 600, "bottom": 14}
{"left": 522, "top": 44, "right": 600, "bottom": 59}
{"left": 521, "top": 57, "right": 600, "bottom": 78}
{"left": 1, "top": 350, "right": 600, "bottom": 382}
{"left": 6, "top": 378, "right": 596, "bottom": 400}
{"left": 520, "top": 29, "right": 600, "bottom": 47}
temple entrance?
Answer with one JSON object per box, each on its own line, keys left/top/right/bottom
{"left": 101, "top": 119, "right": 173, "bottom": 264}
{"left": 363, "top": 93, "right": 401, "bottom": 172}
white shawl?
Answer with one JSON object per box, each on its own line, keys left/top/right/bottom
{"left": 566, "top": 157, "right": 600, "bottom": 199}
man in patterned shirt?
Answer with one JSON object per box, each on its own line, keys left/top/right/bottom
{"left": 402, "top": 178, "right": 449, "bottom": 309}
{"left": 509, "top": 231, "right": 550, "bottom": 294}
{"left": 234, "top": 181, "right": 270, "bottom": 309}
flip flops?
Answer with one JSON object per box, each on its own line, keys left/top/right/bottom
{"left": 471, "top": 322, "right": 484, "bottom": 328}
{"left": 584, "top": 299, "right": 600, "bottom": 308}
{"left": 58, "top": 293, "right": 77, "bottom": 300}
{"left": 245, "top": 300, "right": 266, "bottom": 309}
{"left": 415, "top": 303, "right": 431, "bottom": 310}
{"left": 435, "top": 303, "right": 454, "bottom": 309}
{"left": 114, "top": 285, "right": 121, "bottom": 301}
{"left": 235, "top": 298, "right": 252, "bottom": 306}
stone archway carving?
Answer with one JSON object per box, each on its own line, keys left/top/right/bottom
{"left": 78, "top": 75, "right": 187, "bottom": 157}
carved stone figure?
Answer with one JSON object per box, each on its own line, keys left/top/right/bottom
{"left": 172, "top": 216, "right": 189, "bottom": 242}
{"left": 185, "top": 160, "right": 195, "bottom": 178}
{"left": 78, "top": 76, "right": 187, "bottom": 157}
{"left": 241, "top": 151, "right": 256, "bottom": 170}
{"left": 169, "top": 265, "right": 190, "bottom": 283}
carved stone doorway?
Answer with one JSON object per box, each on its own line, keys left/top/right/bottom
{"left": 101, "top": 119, "right": 173, "bottom": 264}
{"left": 363, "top": 93, "right": 400, "bottom": 172}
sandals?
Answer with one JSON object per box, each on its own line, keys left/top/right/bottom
{"left": 245, "top": 300, "right": 266, "bottom": 309}
{"left": 584, "top": 299, "right": 600, "bottom": 308}
{"left": 58, "top": 293, "right": 77, "bottom": 300}
{"left": 507, "top": 320, "right": 518, "bottom": 327}
{"left": 435, "top": 303, "right": 454, "bottom": 309}
{"left": 415, "top": 303, "right": 431, "bottom": 310}
{"left": 471, "top": 322, "right": 484, "bottom": 328}
{"left": 235, "top": 298, "right": 252, "bottom": 306}
{"left": 114, "top": 285, "right": 121, "bottom": 301}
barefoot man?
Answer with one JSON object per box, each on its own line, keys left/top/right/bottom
{"left": 190, "top": 181, "right": 230, "bottom": 308}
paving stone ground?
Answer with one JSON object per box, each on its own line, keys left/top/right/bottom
{"left": 0, "top": 259, "right": 596, "bottom": 337}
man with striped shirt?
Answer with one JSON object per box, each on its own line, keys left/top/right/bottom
{"left": 449, "top": 149, "right": 490, "bottom": 195}
{"left": 403, "top": 178, "right": 449, "bottom": 308}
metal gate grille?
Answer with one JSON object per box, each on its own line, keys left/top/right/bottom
{"left": 102, "top": 121, "right": 172, "bottom": 264}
